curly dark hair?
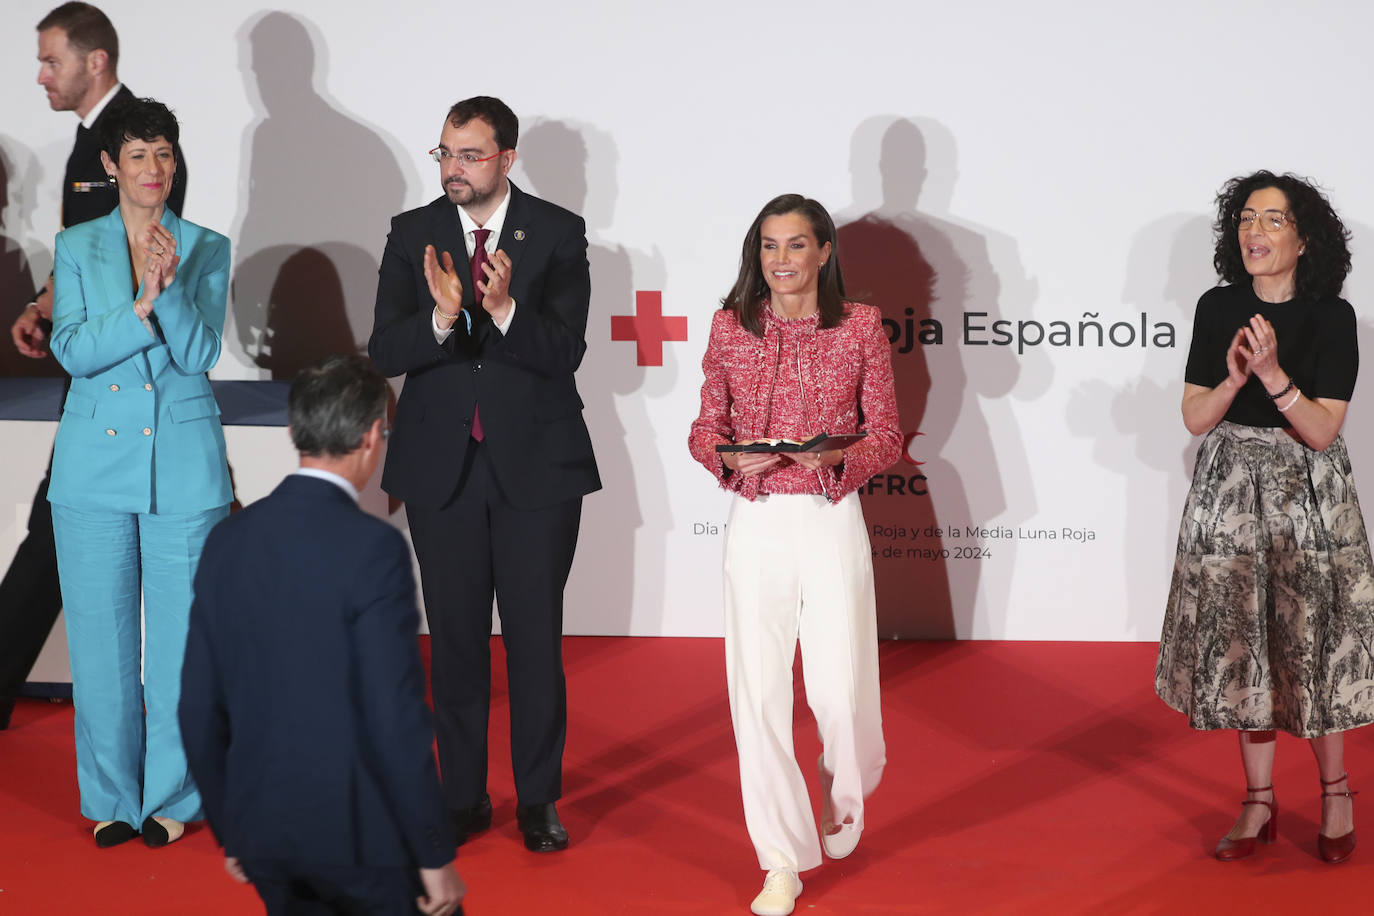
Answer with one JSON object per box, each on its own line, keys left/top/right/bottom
{"left": 98, "top": 96, "right": 179, "bottom": 162}
{"left": 1213, "top": 170, "right": 1351, "bottom": 303}
{"left": 721, "top": 194, "right": 848, "bottom": 337}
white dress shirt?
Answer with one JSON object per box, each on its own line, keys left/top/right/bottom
{"left": 82, "top": 82, "right": 124, "bottom": 128}
{"left": 432, "top": 180, "right": 517, "bottom": 343}
{"left": 293, "top": 468, "right": 359, "bottom": 504}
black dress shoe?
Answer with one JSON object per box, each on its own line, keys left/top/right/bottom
{"left": 450, "top": 794, "right": 493, "bottom": 846}
{"left": 516, "top": 802, "right": 569, "bottom": 852}
{"left": 0, "top": 697, "right": 14, "bottom": 730}
{"left": 93, "top": 821, "right": 138, "bottom": 848}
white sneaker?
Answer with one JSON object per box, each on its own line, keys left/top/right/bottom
{"left": 817, "top": 754, "right": 862, "bottom": 858}
{"left": 750, "top": 868, "right": 802, "bottom": 916}
{"left": 822, "top": 821, "right": 862, "bottom": 859}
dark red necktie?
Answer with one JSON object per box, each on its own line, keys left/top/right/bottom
{"left": 469, "top": 228, "right": 490, "bottom": 441}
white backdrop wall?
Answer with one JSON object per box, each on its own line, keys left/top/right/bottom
{"left": 5, "top": 0, "right": 1374, "bottom": 641}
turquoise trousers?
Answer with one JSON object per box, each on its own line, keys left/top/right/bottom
{"left": 51, "top": 503, "right": 228, "bottom": 825}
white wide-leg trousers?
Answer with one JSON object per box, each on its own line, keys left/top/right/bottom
{"left": 723, "top": 493, "right": 885, "bottom": 872}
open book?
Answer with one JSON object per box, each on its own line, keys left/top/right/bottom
{"left": 715, "top": 432, "right": 867, "bottom": 454}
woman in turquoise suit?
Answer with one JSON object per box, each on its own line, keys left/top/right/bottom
{"left": 48, "top": 97, "right": 230, "bottom": 849}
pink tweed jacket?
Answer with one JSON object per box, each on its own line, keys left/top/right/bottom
{"left": 688, "top": 301, "right": 901, "bottom": 502}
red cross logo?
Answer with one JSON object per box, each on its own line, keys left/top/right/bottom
{"left": 611, "top": 291, "right": 688, "bottom": 367}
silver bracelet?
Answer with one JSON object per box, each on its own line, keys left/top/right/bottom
{"left": 1276, "top": 388, "right": 1302, "bottom": 412}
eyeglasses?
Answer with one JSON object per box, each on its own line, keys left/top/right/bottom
{"left": 428, "top": 147, "right": 505, "bottom": 166}
{"left": 1236, "top": 209, "right": 1293, "bottom": 232}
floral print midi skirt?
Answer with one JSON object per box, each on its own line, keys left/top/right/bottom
{"left": 1156, "top": 421, "right": 1374, "bottom": 737}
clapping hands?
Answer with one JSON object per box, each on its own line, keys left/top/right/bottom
{"left": 424, "top": 245, "right": 464, "bottom": 323}
{"left": 137, "top": 222, "right": 179, "bottom": 317}
{"left": 1226, "top": 313, "right": 1284, "bottom": 391}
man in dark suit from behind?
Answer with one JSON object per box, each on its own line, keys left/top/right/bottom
{"left": 179, "top": 355, "right": 465, "bottom": 916}
{"left": 0, "top": 1, "right": 188, "bottom": 729}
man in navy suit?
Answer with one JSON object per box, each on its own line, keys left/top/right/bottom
{"left": 369, "top": 96, "right": 600, "bottom": 852}
{"left": 179, "top": 355, "right": 464, "bottom": 916}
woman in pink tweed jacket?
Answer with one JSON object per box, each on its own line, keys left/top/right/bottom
{"left": 688, "top": 194, "right": 900, "bottom": 916}
{"left": 686, "top": 287, "right": 901, "bottom": 501}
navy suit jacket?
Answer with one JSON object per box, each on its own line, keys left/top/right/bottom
{"left": 179, "top": 474, "right": 454, "bottom": 869}
{"left": 368, "top": 182, "right": 601, "bottom": 510}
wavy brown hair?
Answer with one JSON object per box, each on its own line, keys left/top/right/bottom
{"left": 722, "top": 194, "right": 848, "bottom": 337}
{"left": 1213, "top": 170, "right": 1351, "bottom": 304}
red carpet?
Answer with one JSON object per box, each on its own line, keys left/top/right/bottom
{"left": 2, "top": 638, "right": 1373, "bottom": 914}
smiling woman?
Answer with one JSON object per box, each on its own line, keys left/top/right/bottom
{"left": 1156, "top": 170, "right": 1373, "bottom": 866}
{"left": 102, "top": 135, "right": 175, "bottom": 210}
{"left": 46, "top": 96, "right": 232, "bottom": 852}
{"left": 688, "top": 194, "right": 902, "bottom": 916}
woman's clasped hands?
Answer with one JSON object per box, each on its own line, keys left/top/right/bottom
{"left": 1225, "top": 313, "right": 1283, "bottom": 391}
{"left": 135, "top": 222, "right": 179, "bottom": 319}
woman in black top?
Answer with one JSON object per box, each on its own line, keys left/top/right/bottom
{"left": 1156, "top": 171, "right": 1372, "bottom": 864}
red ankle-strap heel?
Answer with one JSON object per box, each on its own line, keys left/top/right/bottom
{"left": 1215, "top": 784, "right": 1277, "bottom": 861}
{"left": 1318, "top": 773, "right": 1358, "bottom": 864}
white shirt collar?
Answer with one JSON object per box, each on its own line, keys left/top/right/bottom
{"left": 81, "top": 82, "right": 124, "bottom": 129}
{"left": 293, "top": 468, "right": 359, "bottom": 504}
{"left": 456, "top": 180, "right": 512, "bottom": 249}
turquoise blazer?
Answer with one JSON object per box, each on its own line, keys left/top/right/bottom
{"left": 49, "top": 207, "right": 232, "bottom": 515}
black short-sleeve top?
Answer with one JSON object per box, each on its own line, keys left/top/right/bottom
{"left": 1184, "top": 283, "right": 1358, "bottom": 428}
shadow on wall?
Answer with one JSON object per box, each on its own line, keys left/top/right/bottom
{"left": 517, "top": 119, "right": 669, "bottom": 636}
{"left": 0, "top": 137, "right": 59, "bottom": 379}
{"left": 229, "top": 11, "right": 409, "bottom": 385}
{"left": 1065, "top": 213, "right": 1213, "bottom": 637}
{"left": 835, "top": 117, "right": 1038, "bottom": 639}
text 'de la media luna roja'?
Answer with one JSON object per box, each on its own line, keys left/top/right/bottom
{"left": 869, "top": 522, "right": 1098, "bottom": 561}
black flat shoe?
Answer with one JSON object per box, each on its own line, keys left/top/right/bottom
{"left": 516, "top": 802, "right": 569, "bottom": 853}
{"left": 93, "top": 821, "right": 138, "bottom": 848}
{"left": 140, "top": 816, "right": 185, "bottom": 848}
{"left": 450, "top": 794, "right": 493, "bottom": 846}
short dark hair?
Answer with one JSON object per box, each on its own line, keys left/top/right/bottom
{"left": 289, "top": 355, "right": 388, "bottom": 458}
{"left": 447, "top": 96, "right": 518, "bottom": 151}
{"left": 722, "top": 194, "right": 848, "bottom": 337}
{"left": 99, "top": 97, "right": 179, "bottom": 162}
{"left": 38, "top": 3, "right": 118, "bottom": 73}
{"left": 1213, "top": 170, "right": 1352, "bottom": 304}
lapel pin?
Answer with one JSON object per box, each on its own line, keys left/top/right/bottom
{"left": 513, "top": 229, "right": 526, "bottom": 241}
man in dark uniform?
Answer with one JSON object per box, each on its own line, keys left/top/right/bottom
{"left": 0, "top": 2, "right": 187, "bottom": 729}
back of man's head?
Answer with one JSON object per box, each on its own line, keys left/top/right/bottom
{"left": 38, "top": 2, "right": 118, "bottom": 74}
{"left": 289, "top": 355, "right": 388, "bottom": 458}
